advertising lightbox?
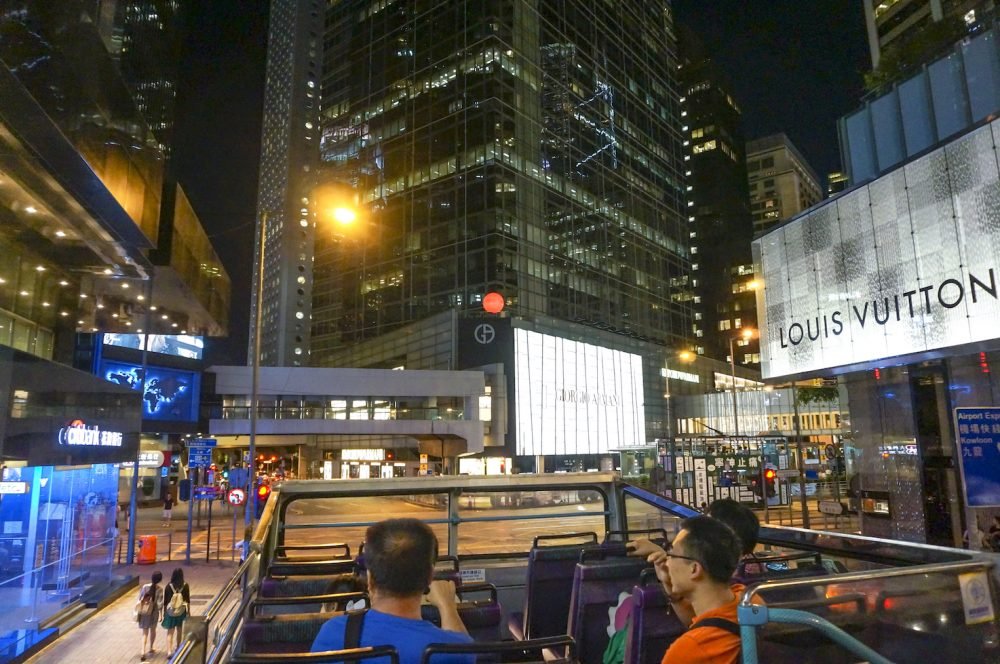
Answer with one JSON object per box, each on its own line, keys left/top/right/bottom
{"left": 753, "top": 120, "right": 1000, "bottom": 379}
{"left": 99, "top": 360, "right": 200, "bottom": 422}
{"left": 513, "top": 328, "right": 645, "bottom": 456}
{"left": 102, "top": 333, "right": 204, "bottom": 360}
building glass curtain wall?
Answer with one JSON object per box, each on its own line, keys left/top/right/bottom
{"left": 310, "top": 0, "right": 691, "bottom": 364}
{"left": 0, "top": 347, "right": 140, "bottom": 659}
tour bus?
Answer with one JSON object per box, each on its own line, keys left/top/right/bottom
{"left": 172, "top": 472, "right": 1000, "bottom": 664}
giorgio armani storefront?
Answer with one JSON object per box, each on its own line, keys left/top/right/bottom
{"left": 0, "top": 347, "right": 140, "bottom": 658}
{"left": 754, "top": 117, "right": 1000, "bottom": 548}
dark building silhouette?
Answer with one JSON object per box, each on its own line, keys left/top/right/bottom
{"left": 676, "top": 27, "right": 757, "bottom": 368}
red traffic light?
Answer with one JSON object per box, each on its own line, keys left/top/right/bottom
{"left": 764, "top": 468, "right": 777, "bottom": 480}
{"left": 257, "top": 483, "right": 271, "bottom": 500}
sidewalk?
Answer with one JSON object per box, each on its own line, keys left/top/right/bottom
{"left": 26, "top": 559, "right": 237, "bottom": 664}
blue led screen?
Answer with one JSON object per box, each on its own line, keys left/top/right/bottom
{"left": 99, "top": 360, "right": 200, "bottom": 422}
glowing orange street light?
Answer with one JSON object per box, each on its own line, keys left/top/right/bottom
{"left": 483, "top": 292, "right": 505, "bottom": 314}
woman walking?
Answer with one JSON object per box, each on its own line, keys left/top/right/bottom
{"left": 136, "top": 570, "right": 164, "bottom": 661}
{"left": 162, "top": 568, "right": 191, "bottom": 655}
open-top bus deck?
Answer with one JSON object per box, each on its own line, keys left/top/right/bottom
{"left": 172, "top": 472, "right": 1000, "bottom": 664}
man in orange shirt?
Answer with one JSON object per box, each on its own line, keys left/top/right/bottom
{"left": 647, "top": 516, "right": 744, "bottom": 664}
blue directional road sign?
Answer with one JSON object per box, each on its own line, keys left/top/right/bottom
{"left": 189, "top": 438, "right": 217, "bottom": 448}
{"left": 189, "top": 447, "right": 213, "bottom": 468}
{"left": 955, "top": 407, "right": 1000, "bottom": 507}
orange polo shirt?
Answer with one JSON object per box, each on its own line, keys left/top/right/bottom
{"left": 660, "top": 584, "right": 747, "bottom": 664}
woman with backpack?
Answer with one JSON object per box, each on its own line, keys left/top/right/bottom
{"left": 162, "top": 568, "right": 191, "bottom": 655}
{"left": 136, "top": 570, "right": 164, "bottom": 661}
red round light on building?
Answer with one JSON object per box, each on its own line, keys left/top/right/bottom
{"left": 482, "top": 292, "right": 504, "bottom": 314}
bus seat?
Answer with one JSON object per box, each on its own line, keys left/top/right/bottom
{"left": 624, "top": 574, "right": 685, "bottom": 664}
{"left": 250, "top": 592, "right": 369, "bottom": 618}
{"left": 420, "top": 583, "right": 503, "bottom": 642}
{"left": 421, "top": 635, "right": 577, "bottom": 664}
{"left": 267, "top": 559, "right": 357, "bottom": 577}
{"left": 238, "top": 611, "right": 341, "bottom": 654}
{"left": 509, "top": 533, "right": 599, "bottom": 640}
{"left": 259, "top": 573, "right": 362, "bottom": 599}
{"left": 567, "top": 553, "right": 650, "bottom": 664}
{"left": 274, "top": 543, "right": 352, "bottom": 562}
{"left": 230, "top": 644, "right": 399, "bottom": 664}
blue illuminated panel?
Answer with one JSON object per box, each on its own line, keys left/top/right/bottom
{"left": 99, "top": 360, "right": 200, "bottom": 421}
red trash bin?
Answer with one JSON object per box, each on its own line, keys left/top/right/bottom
{"left": 137, "top": 534, "right": 157, "bottom": 564}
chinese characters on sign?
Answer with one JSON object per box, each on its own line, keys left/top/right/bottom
{"left": 955, "top": 408, "right": 1000, "bottom": 507}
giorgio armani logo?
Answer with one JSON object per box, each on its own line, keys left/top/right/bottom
{"left": 556, "top": 388, "right": 620, "bottom": 407}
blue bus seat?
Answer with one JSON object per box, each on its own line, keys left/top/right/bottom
{"left": 238, "top": 611, "right": 343, "bottom": 654}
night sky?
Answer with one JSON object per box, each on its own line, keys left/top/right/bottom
{"left": 172, "top": 1, "right": 871, "bottom": 363}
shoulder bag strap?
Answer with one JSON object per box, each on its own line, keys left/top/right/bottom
{"left": 344, "top": 609, "right": 368, "bottom": 649}
{"left": 689, "top": 617, "right": 741, "bottom": 636}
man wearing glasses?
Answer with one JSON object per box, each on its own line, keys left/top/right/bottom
{"left": 646, "top": 516, "right": 744, "bottom": 663}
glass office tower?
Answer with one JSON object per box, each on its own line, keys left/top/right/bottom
{"left": 310, "top": 1, "right": 692, "bottom": 364}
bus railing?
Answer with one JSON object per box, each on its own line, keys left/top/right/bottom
{"left": 737, "top": 558, "right": 996, "bottom": 663}
{"left": 171, "top": 494, "right": 274, "bottom": 664}
{"left": 737, "top": 604, "right": 894, "bottom": 664}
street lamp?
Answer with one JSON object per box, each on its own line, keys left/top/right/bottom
{"left": 664, "top": 350, "right": 695, "bottom": 440}
{"left": 729, "top": 328, "right": 755, "bottom": 436}
{"left": 246, "top": 189, "right": 360, "bottom": 555}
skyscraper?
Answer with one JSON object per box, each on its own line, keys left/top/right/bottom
{"left": 863, "top": 0, "right": 991, "bottom": 70}
{"left": 306, "top": 0, "right": 692, "bottom": 365}
{"left": 251, "top": 0, "right": 325, "bottom": 366}
{"left": 746, "top": 133, "right": 822, "bottom": 235}
{"left": 676, "top": 26, "right": 757, "bottom": 367}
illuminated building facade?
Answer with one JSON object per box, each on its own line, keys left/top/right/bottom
{"left": 746, "top": 133, "right": 822, "bottom": 235}
{"left": 308, "top": 0, "right": 692, "bottom": 365}
{"left": 251, "top": 0, "right": 325, "bottom": 367}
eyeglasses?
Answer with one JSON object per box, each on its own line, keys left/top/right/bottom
{"left": 664, "top": 542, "right": 700, "bottom": 564}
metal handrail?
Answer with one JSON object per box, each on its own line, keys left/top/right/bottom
{"left": 737, "top": 605, "right": 894, "bottom": 664}
{"left": 203, "top": 553, "right": 258, "bottom": 622}
{"left": 740, "top": 558, "right": 993, "bottom": 606}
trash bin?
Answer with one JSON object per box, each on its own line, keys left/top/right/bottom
{"left": 137, "top": 534, "right": 157, "bottom": 564}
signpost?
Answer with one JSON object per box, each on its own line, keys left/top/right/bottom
{"left": 955, "top": 407, "right": 1000, "bottom": 507}
{"left": 226, "top": 488, "right": 246, "bottom": 507}
{"left": 185, "top": 438, "right": 216, "bottom": 564}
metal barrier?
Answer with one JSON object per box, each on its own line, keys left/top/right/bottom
{"left": 737, "top": 559, "right": 996, "bottom": 663}
{"left": 117, "top": 532, "right": 242, "bottom": 565}
{"left": 170, "top": 494, "right": 274, "bottom": 664}
{"left": 737, "top": 604, "right": 894, "bottom": 664}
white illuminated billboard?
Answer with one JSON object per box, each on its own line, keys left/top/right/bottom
{"left": 754, "top": 120, "right": 1000, "bottom": 379}
{"left": 102, "top": 333, "right": 204, "bottom": 360}
{"left": 513, "top": 328, "right": 646, "bottom": 456}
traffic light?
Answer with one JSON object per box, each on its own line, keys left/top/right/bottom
{"left": 255, "top": 481, "right": 271, "bottom": 518}
{"left": 179, "top": 479, "right": 191, "bottom": 501}
{"left": 764, "top": 468, "right": 777, "bottom": 498}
